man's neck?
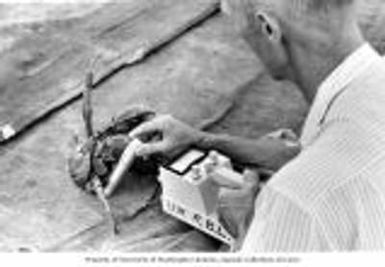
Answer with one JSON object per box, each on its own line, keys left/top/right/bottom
{"left": 291, "top": 27, "right": 366, "bottom": 104}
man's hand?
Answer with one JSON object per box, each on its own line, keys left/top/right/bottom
{"left": 215, "top": 169, "right": 261, "bottom": 251}
{"left": 129, "top": 115, "right": 204, "bottom": 159}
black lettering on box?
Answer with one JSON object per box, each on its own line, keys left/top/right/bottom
{"left": 193, "top": 214, "right": 203, "bottom": 227}
{"left": 177, "top": 206, "right": 186, "bottom": 217}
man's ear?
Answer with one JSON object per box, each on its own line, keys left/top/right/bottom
{"left": 255, "top": 11, "right": 282, "bottom": 42}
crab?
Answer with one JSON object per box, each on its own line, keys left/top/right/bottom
{"left": 67, "top": 106, "right": 160, "bottom": 194}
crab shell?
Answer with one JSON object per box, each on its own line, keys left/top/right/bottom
{"left": 68, "top": 106, "right": 158, "bottom": 192}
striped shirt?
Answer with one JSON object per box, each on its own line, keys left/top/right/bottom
{"left": 241, "top": 44, "right": 385, "bottom": 252}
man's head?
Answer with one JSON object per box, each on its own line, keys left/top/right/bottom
{"left": 223, "top": 0, "right": 364, "bottom": 101}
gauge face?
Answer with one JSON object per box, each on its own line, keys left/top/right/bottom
{"left": 167, "top": 149, "right": 207, "bottom": 175}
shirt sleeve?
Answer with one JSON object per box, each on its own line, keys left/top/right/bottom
{"left": 241, "top": 186, "right": 328, "bottom": 252}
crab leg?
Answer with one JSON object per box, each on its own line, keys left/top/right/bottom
{"left": 82, "top": 72, "right": 94, "bottom": 138}
{"left": 93, "top": 178, "right": 120, "bottom": 235}
{"left": 82, "top": 71, "right": 119, "bottom": 234}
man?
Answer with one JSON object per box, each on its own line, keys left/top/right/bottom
{"left": 129, "top": 0, "right": 385, "bottom": 251}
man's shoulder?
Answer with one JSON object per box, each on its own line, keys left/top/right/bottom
{"left": 331, "top": 57, "right": 385, "bottom": 123}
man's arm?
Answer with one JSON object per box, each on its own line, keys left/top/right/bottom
{"left": 130, "top": 115, "right": 300, "bottom": 171}
{"left": 197, "top": 131, "right": 300, "bottom": 171}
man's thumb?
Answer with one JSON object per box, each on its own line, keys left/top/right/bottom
{"left": 242, "top": 169, "right": 260, "bottom": 190}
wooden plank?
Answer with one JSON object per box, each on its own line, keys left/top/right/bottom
{"left": 0, "top": 0, "right": 220, "bottom": 144}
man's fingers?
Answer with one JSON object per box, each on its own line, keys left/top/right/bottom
{"left": 129, "top": 114, "right": 171, "bottom": 139}
{"left": 213, "top": 169, "right": 260, "bottom": 192}
{"left": 210, "top": 171, "right": 244, "bottom": 190}
{"left": 243, "top": 169, "right": 260, "bottom": 186}
{"left": 129, "top": 119, "right": 160, "bottom": 139}
{"left": 135, "top": 141, "right": 168, "bottom": 157}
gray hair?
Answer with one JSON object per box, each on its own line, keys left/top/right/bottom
{"left": 222, "top": 0, "right": 355, "bottom": 18}
{"left": 298, "top": 0, "right": 354, "bottom": 12}
{"left": 283, "top": 0, "right": 355, "bottom": 18}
